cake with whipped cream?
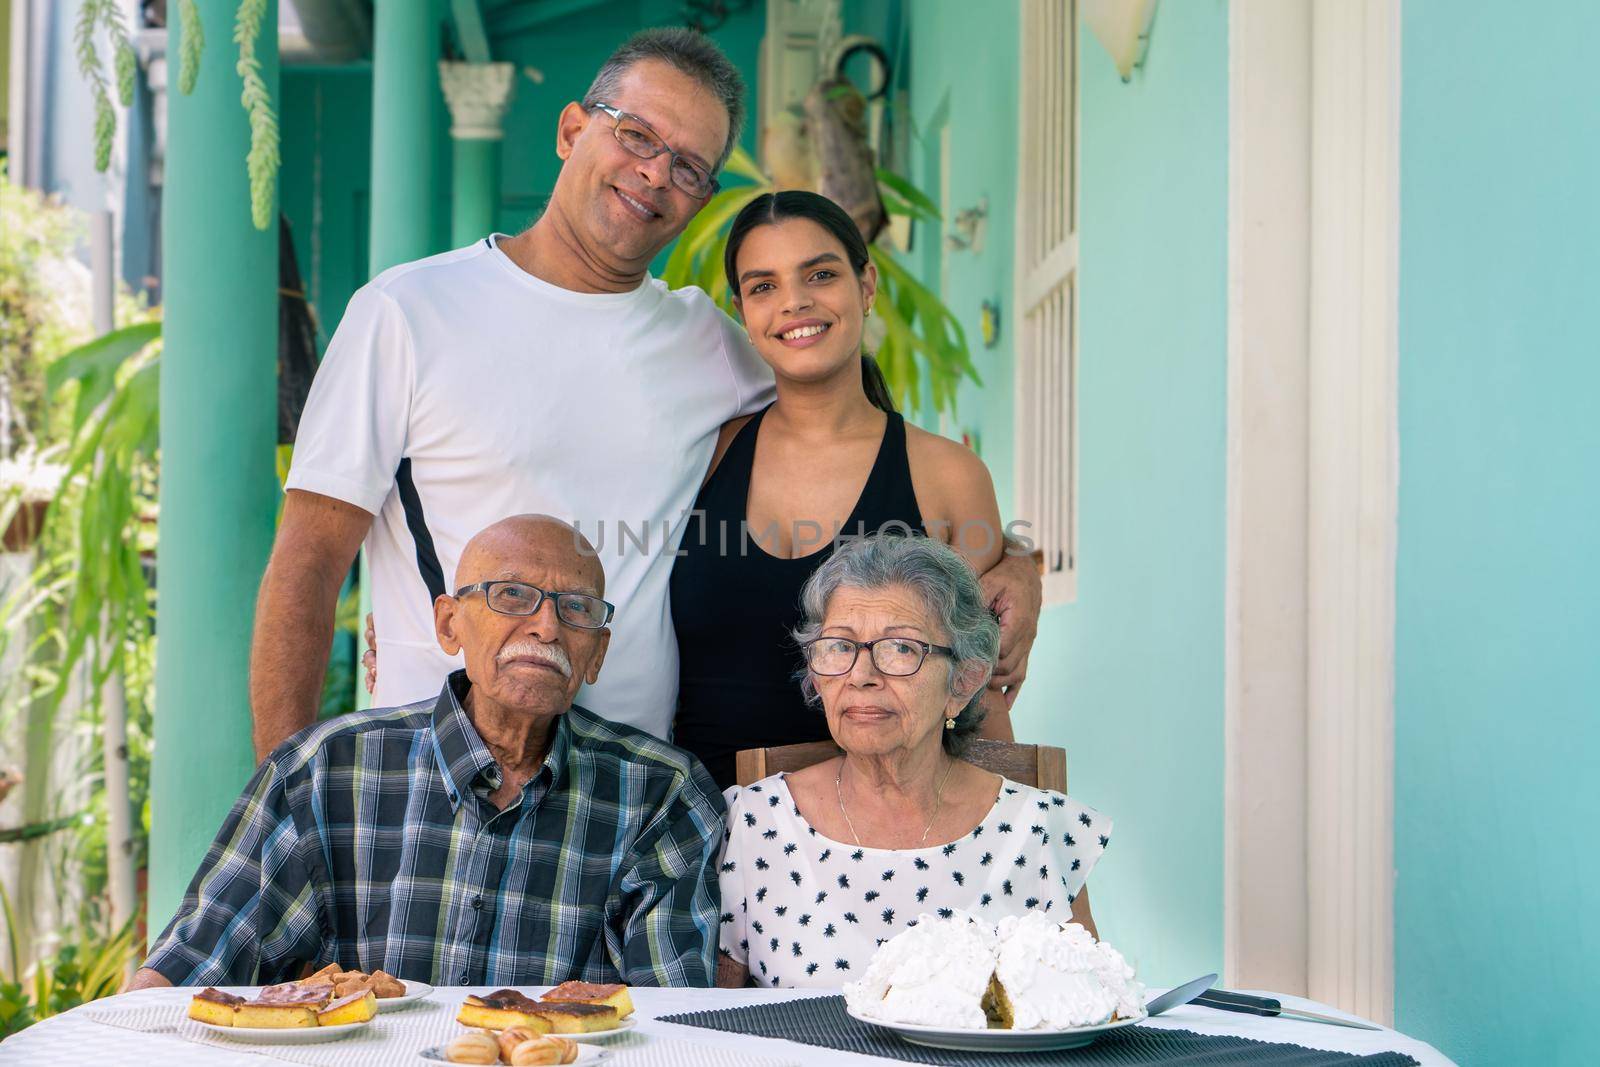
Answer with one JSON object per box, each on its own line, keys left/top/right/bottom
{"left": 844, "top": 910, "right": 1145, "bottom": 1030}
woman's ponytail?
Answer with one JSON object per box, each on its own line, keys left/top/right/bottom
{"left": 862, "top": 354, "right": 897, "bottom": 414}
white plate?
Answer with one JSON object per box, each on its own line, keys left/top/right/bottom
{"left": 194, "top": 1017, "right": 374, "bottom": 1044}
{"left": 378, "top": 980, "right": 436, "bottom": 1012}
{"left": 846, "top": 1006, "right": 1147, "bottom": 1051}
{"left": 457, "top": 1009, "right": 637, "bottom": 1043}
{"left": 561, "top": 1016, "right": 636, "bottom": 1043}
{"left": 419, "top": 1043, "right": 610, "bottom": 1063}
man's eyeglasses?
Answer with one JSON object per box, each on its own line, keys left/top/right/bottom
{"left": 455, "top": 581, "right": 615, "bottom": 630}
{"left": 802, "top": 637, "right": 957, "bottom": 678}
{"left": 590, "top": 102, "right": 720, "bottom": 200}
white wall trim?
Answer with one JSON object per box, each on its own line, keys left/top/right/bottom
{"left": 1304, "top": 0, "right": 1399, "bottom": 1026}
{"left": 1225, "top": 0, "right": 1398, "bottom": 1022}
{"left": 1224, "top": 0, "right": 1313, "bottom": 997}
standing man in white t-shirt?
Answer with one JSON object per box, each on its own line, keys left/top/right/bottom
{"left": 250, "top": 29, "right": 1042, "bottom": 758}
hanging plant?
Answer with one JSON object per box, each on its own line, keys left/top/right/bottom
{"left": 74, "top": 0, "right": 279, "bottom": 231}
{"left": 72, "top": 1, "right": 136, "bottom": 172}
{"left": 234, "top": 0, "right": 280, "bottom": 230}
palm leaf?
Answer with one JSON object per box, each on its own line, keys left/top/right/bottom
{"left": 876, "top": 169, "right": 942, "bottom": 222}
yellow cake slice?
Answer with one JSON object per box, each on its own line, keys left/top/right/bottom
{"left": 317, "top": 990, "right": 377, "bottom": 1026}
{"left": 234, "top": 1001, "right": 320, "bottom": 1028}
{"left": 540, "top": 980, "right": 634, "bottom": 1018}
{"left": 980, "top": 972, "right": 1015, "bottom": 1029}
{"left": 527, "top": 1001, "right": 620, "bottom": 1033}
{"left": 456, "top": 990, "right": 557, "bottom": 1032}
{"left": 187, "top": 988, "right": 244, "bottom": 1026}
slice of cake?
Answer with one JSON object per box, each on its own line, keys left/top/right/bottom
{"left": 991, "top": 913, "right": 1146, "bottom": 1028}
{"left": 187, "top": 988, "right": 244, "bottom": 1026}
{"left": 456, "top": 989, "right": 557, "bottom": 1031}
{"left": 842, "top": 910, "right": 997, "bottom": 1029}
{"left": 317, "top": 989, "right": 378, "bottom": 1026}
{"left": 540, "top": 980, "right": 634, "bottom": 1018}
{"left": 527, "top": 1001, "right": 620, "bottom": 1033}
{"left": 234, "top": 1001, "right": 321, "bottom": 1028}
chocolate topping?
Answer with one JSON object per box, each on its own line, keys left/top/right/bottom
{"left": 194, "top": 988, "right": 245, "bottom": 1006}
{"left": 480, "top": 988, "right": 544, "bottom": 1012}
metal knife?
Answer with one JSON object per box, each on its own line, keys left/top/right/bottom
{"left": 1192, "top": 988, "right": 1383, "bottom": 1031}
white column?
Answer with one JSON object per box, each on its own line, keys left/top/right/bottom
{"left": 439, "top": 61, "right": 516, "bottom": 246}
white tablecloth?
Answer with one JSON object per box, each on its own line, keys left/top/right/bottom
{"left": 0, "top": 985, "right": 1454, "bottom": 1065}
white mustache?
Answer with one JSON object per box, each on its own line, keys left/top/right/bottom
{"left": 495, "top": 640, "right": 572, "bottom": 678}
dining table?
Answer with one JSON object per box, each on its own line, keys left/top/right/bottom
{"left": 0, "top": 983, "right": 1455, "bottom": 1066}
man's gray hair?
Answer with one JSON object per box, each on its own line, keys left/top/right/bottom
{"left": 792, "top": 535, "right": 1000, "bottom": 756}
{"left": 582, "top": 28, "right": 746, "bottom": 169}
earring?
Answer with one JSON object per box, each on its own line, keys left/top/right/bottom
{"left": 945, "top": 717, "right": 956, "bottom": 730}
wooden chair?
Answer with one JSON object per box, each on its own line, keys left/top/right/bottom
{"left": 735, "top": 738, "right": 1067, "bottom": 792}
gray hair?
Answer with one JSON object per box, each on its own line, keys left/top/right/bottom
{"left": 582, "top": 28, "right": 746, "bottom": 170}
{"left": 792, "top": 535, "right": 1001, "bottom": 756}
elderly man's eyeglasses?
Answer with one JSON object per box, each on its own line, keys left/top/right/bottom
{"left": 803, "top": 637, "right": 956, "bottom": 677}
{"left": 590, "top": 102, "right": 720, "bottom": 200}
{"left": 455, "top": 581, "right": 615, "bottom": 630}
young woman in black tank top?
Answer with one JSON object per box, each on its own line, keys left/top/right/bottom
{"left": 670, "top": 191, "right": 1013, "bottom": 787}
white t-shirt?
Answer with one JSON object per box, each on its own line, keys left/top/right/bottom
{"left": 717, "top": 772, "right": 1111, "bottom": 988}
{"left": 285, "top": 236, "right": 774, "bottom": 737}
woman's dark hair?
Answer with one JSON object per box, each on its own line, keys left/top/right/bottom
{"left": 724, "top": 191, "right": 896, "bottom": 413}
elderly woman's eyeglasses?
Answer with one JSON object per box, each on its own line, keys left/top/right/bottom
{"left": 455, "top": 581, "right": 615, "bottom": 630}
{"left": 803, "top": 637, "right": 956, "bottom": 677}
{"left": 589, "top": 103, "right": 720, "bottom": 200}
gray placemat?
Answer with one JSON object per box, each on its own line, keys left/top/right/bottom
{"left": 658, "top": 995, "right": 1421, "bottom": 1066}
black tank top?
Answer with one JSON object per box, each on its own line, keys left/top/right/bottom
{"left": 670, "top": 405, "right": 928, "bottom": 787}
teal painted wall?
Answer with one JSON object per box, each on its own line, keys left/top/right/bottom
{"left": 899, "top": 0, "right": 1020, "bottom": 508}
{"left": 281, "top": 67, "right": 375, "bottom": 349}
{"left": 1014, "top": 0, "right": 1230, "bottom": 987}
{"left": 1396, "top": 3, "right": 1600, "bottom": 1063}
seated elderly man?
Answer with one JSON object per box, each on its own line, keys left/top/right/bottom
{"left": 132, "top": 514, "right": 724, "bottom": 990}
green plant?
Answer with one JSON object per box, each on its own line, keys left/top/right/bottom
{"left": 659, "top": 147, "right": 980, "bottom": 415}
{"left": 0, "top": 166, "right": 90, "bottom": 455}
{"left": 0, "top": 881, "right": 139, "bottom": 1035}
{"left": 72, "top": 1, "right": 136, "bottom": 172}
{"left": 40, "top": 321, "right": 161, "bottom": 699}
{"left": 74, "top": 0, "right": 279, "bottom": 230}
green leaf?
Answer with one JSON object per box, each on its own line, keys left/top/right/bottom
{"left": 721, "top": 144, "right": 766, "bottom": 185}
{"left": 876, "top": 169, "right": 942, "bottom": 222}
{"left": 45, "top": 322, "right": 161, "bottom": 429}
{"left": 662, "top": 184, "right": 766, "bottom": 291}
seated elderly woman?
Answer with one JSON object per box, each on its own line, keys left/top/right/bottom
{"left": 716, "top": 534, "right": 1112, "bottom": 988}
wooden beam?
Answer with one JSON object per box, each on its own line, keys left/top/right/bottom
{"left": 452, "top": 0, "right": 492, "bottom": 62}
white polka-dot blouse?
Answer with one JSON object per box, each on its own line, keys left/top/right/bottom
{"left": 717, "top": 771, "right": 1112, "bottom": 988}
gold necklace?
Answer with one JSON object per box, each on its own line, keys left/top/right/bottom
{"left": 835, "top": 757, "right": 957, "bottom": 848}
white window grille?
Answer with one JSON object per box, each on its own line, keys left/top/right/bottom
{"left": 1014, "top": 0, "right": 1079, "bottom": 603}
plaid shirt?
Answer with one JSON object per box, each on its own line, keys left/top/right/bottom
{"left": 145, "top": 671, "right": 725, "bottom": 988}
